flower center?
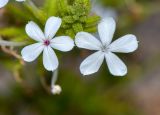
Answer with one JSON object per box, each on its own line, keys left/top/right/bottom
{"left": 101, "top": 46, "right": 109, "bottom": 53}
{"left": 44, "top": 40, "right": 50, "bottom": 46}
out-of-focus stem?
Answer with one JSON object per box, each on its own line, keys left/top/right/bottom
{"left": 40, "top": 69, "right": 62, "bottom": 95}
{"left": 0, "top": 38, "right": 26, "bottom": 47}
{"left": 24, "top": 0, "right": 46, "bottom": 24}
{"left": 0, "top": 37, "right": 25, "bottom": 64}
{"left": 26, "top": 0, "right": 39, "bottom": 12}
{"left": 13, "top": 70, "right": 23, "bottom": 83}
{"left": 1, "top": 46, "right": 25, "bottom": 65}
{"left": 51, "top": 69, "right": 58, "bottom": 86}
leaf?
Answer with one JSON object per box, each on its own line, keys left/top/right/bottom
{"left": 0, "top": 27, "right": 25, "bottom": 38}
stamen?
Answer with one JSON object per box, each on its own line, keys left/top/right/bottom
{"left": 101, "top": 46, "right": 109, "bottom": 53}
{"left": 44, "top": 40, "right": 50, "bottom": 46}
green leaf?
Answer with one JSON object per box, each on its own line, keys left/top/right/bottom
{"left": 0, "top": 27, "right": 25, "bottom": 38}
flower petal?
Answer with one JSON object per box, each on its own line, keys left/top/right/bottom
{"left": 43, "top": 46, "right": 58, "bottom": 71}
{"left": 50, "top": 36, "right": 74, "bottom": 52}
{"left": 0, "top": 0, "right": 9, "bottom": 8}
{"left": 75, "top": 32, "right": 102, "bottom": 50}
{"left": 109, "top": 34, "right": 138, "bottom": 53}
{"left": 25, "top": 21, "right": 45, "bottom": 42}
{"left": 45, "top": 16, "right": 62, "bottom": 39}
{"left": 105, "top": 52, "right": 127, "bottom": 76}
{"left": 21, "top": 43, "right": 44, "bottom": 62}
{"left": 80, "top": 51, "right": 104, "bottom": 76}
{"left": 98, "top": 18, "right": 116, "bottom": 46}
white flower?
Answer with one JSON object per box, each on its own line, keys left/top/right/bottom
{"left": 21, "top": 16, "right": 74, "bottom": 71}
{"left": 75, "top": 18, "right": 138, "bottom": 76}
{"left": 0, "top": 0, "right": 25, "bottom": 8}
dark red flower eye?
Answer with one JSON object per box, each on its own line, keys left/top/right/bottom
{"left": 44, "top": 40, "right": 50, "bottom": 46}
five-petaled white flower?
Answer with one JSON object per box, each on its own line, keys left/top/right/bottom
{"left": 21, "top": 16, "right": 74, "bottom": 71}
{"left": 0, "top": 0, "right": 25, "bottom": 8}
{"left": 75, "top": 18, "right": 138, "bottom": 76}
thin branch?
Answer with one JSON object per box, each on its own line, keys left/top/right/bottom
{"left": 1, "top": 46, "right": 25, "bottom": 65}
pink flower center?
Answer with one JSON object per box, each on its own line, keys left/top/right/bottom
{"left": 44, "top": 40, "right": 50, "bottom": 46}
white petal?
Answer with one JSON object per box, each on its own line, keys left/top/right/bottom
{"left": 43, "top": 46, "right": 58, "bottom": 71}
{"left": 80, "top": 51, "right": 104, "bottom": 76}
{"left": 105, "top": 52, "right": 127, "bottom": 76}
{"left": 75, "top": 32, "right": 102, "bottom": 50}
{"left": 0, "top": 0, "right": 8, "bottom": 8}
{"left": 45, "top": 16, "right": 62, "bottom": 39}
{"left": 50, "top": 36, "right": 74, "bottom": 52}
{"left": 109, "top": 34, "right": 138, "bottom": 53}
{"left": 98, "top": 18, "right": 116, "bottom": 46}
{"left": 21, "top": 43, "right": 44, "bottom": 62}
{"left": 25, "top": 21, "right": 45, "bottom": 42}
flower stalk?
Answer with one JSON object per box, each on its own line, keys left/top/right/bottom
{"left": 24, "top": 0, "right": 46, "bottom": 24}
{"left": 0, "top": 37, "right": 26, "bottom": 64}
{"left": 0, "top": 38, "right": 26, "bottom": 47}
{"left": 51, "top": 69, "right": 62, "bottom": 95}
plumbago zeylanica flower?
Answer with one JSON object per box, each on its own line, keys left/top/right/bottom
{"left": 75, "top": 18, "right": 138, "bottom": 76}
{"left": 0, "top": 0, "right": 25, "bottom": 8}
{"left": 21, "top": 16, "right": 74, "bottom": 71}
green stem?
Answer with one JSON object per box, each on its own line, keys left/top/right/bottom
{"left": 26, "top": 0, "right": 39, "bottom": 10}
{"left": 24, "top": 0, "right": 46, "bottom": 24}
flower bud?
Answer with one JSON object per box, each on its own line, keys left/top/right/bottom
{"left": 51, "top": 85, "right": 62, "bottom": 95}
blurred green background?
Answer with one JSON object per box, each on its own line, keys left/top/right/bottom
{"left": 0, "top": 0, "right": 160, "bottom": 115}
